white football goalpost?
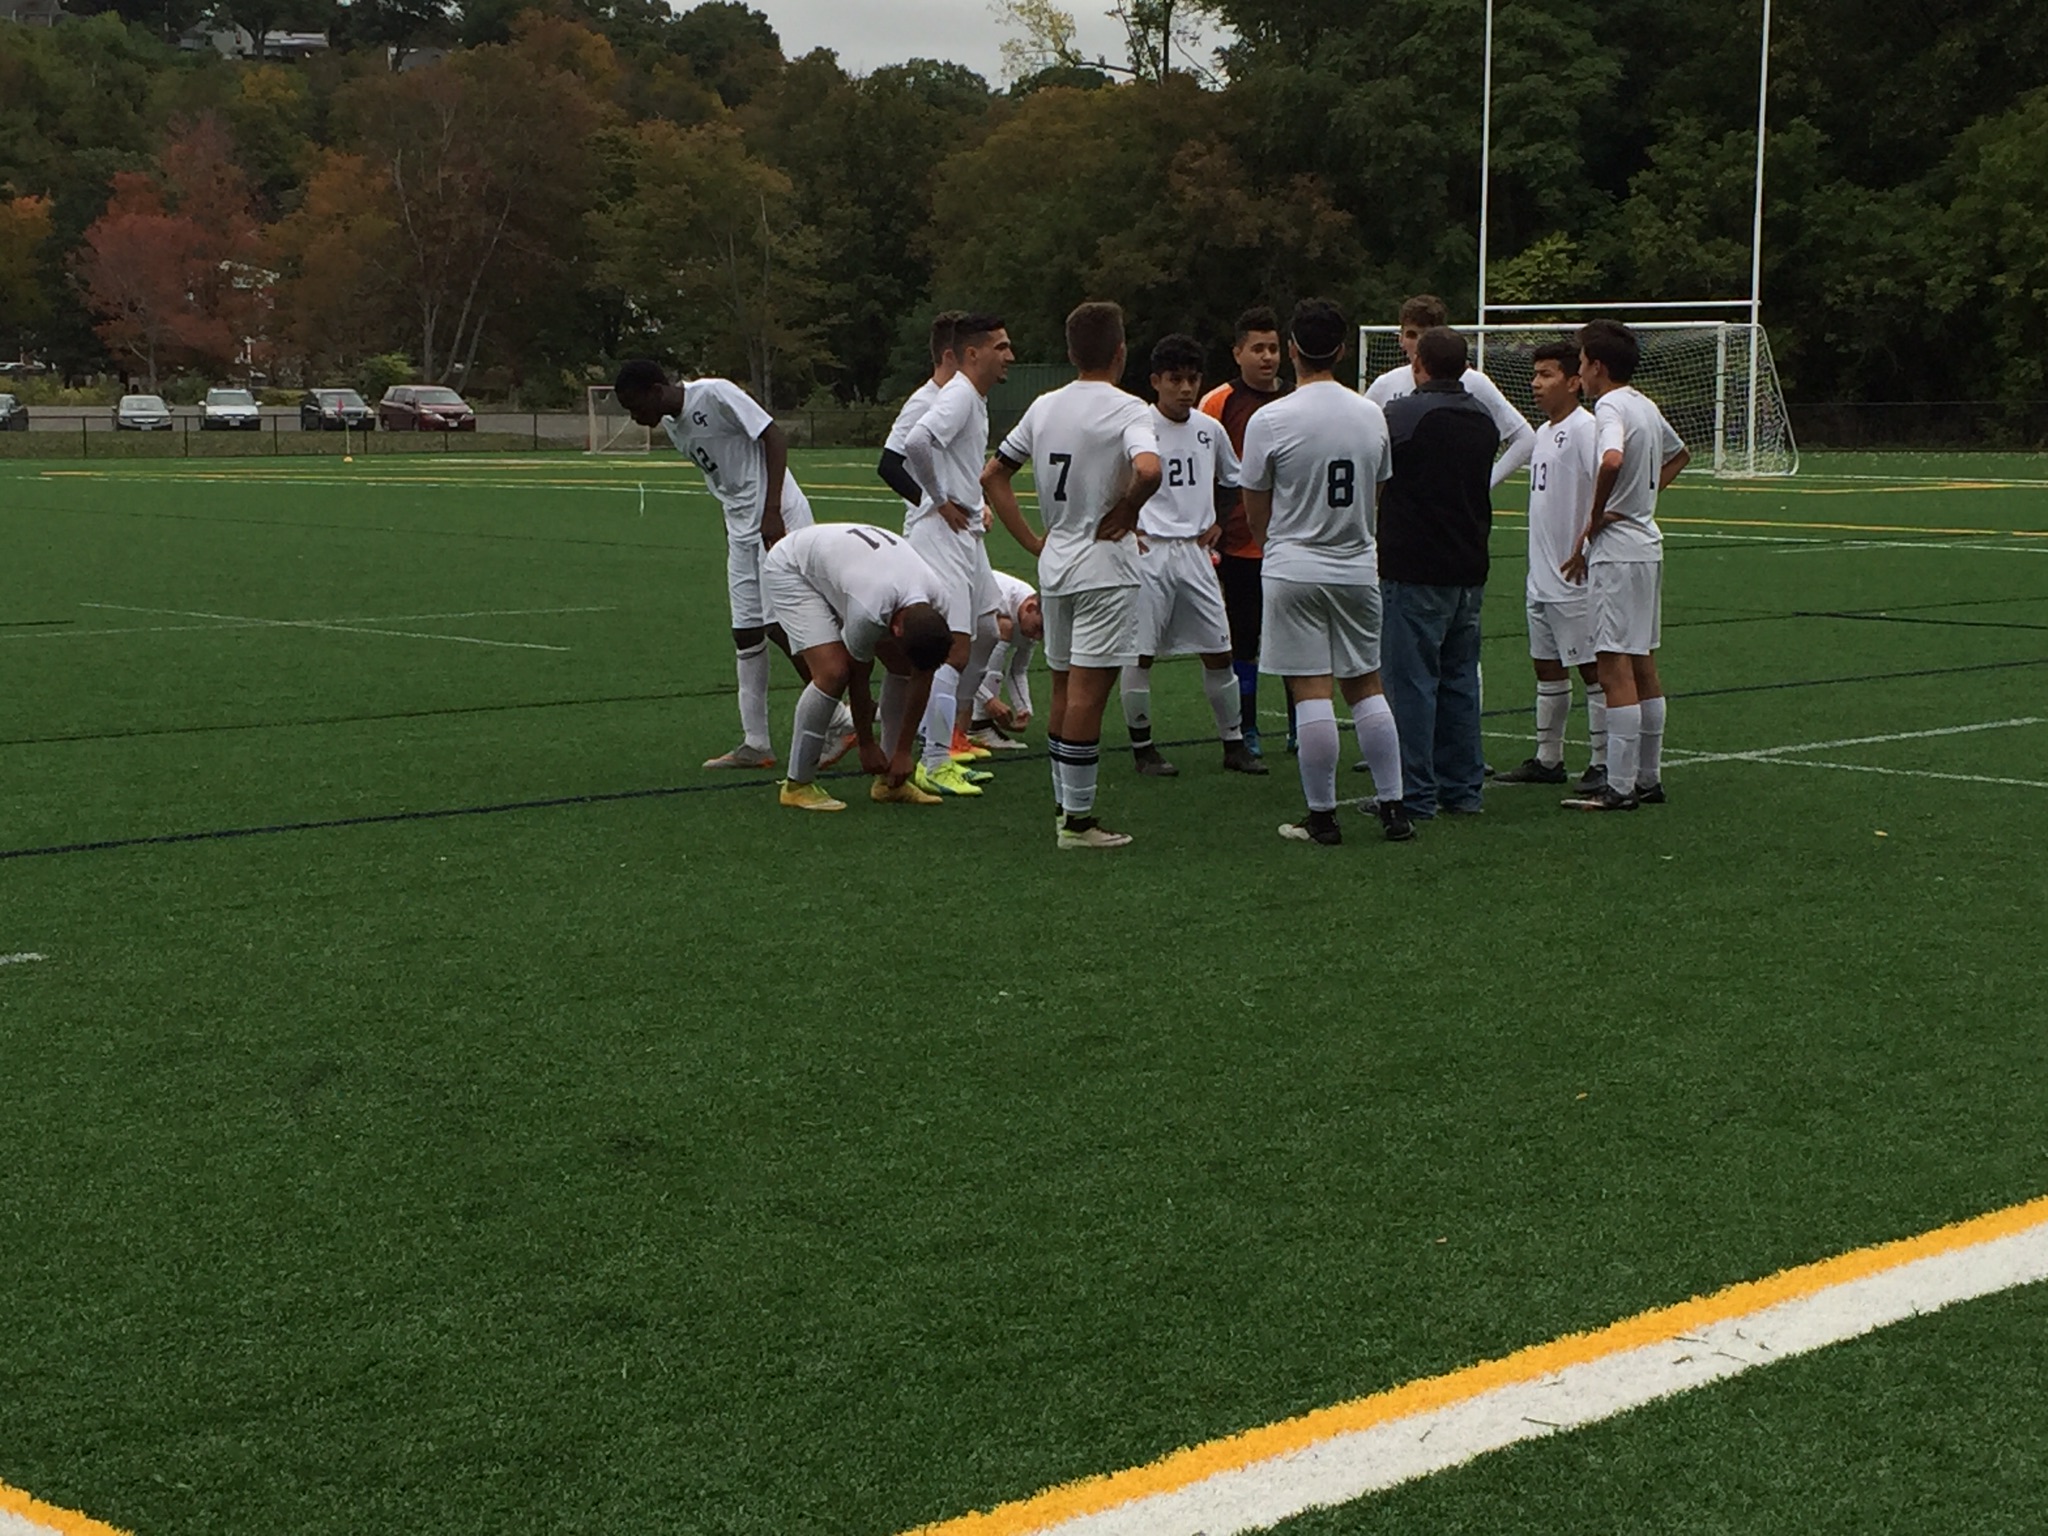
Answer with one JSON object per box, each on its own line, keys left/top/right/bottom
{"left": 586, "top": 385, "right": 650, "bottom": 454}
{"left": 1370, "top": 0, "right": 1795, "bottom": 477}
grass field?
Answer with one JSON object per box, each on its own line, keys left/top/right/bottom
{"left": 4, "top": 448, "right": 2047, "bottom": 1535}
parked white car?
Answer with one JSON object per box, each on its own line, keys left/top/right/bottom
{"left": 202, "top": 388, "right": 262, "bottom": 430}
{"left": 114, "top": 394, "right": 174, "bottom": 431}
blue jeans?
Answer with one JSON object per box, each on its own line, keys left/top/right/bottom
{"left": 1379, "top": 580, "right": 1486, "bottom": 816}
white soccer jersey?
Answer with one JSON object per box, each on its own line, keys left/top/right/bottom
{"left": 1239, "top": 380, "right": 1391, "bottom": 585}
{"left": 998, "top": 380, "right": 1159, "bottom": 596}
{"left": 776, "top": 522, "right": 944, "bottom": 661}
{"left": 1591, "top": 385, "right": 1686, "bottom": 564}
{"left": 1526, "top": 408, "right": 1598, "bottom": 604}
{"left": 661, "top": 378, "right": 802, "bottom": 535}
{"left": 902, "top": 373, "right": 989, "bottom": 536}
{"left": 1365, "top": 361, "right": 1534, "bottom": 486}
{"left": 990, "top": 568, "right": 1035, "bottom": 622}
{"left": 1141, "top": 406, "right": 1240, "bottom": 539}
{"left": 884, "top": 379, "right": 940, "bottom": 455}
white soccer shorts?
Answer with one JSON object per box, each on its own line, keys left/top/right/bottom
{"left": 1137, "top": 536, "right": 1231, "bottom": 658}
{"left": 1043, "top": 586, "right": 1139, "bottom": 671}
{"left": 1258, "top": 577, "right": 1382, "bottom": 678}
{"left": 726, "top": 491, "right": 813, "bottom": 629}
{"left": 1527, "top": 597, "right": 1596, "bottom": 666}
{"left": 1591, "top": 560, "right": 1662, "bottom": 656}
{"left": 761, "top": 547, "right": 842, "bottom": 656}
{"left": 907, "top": 518, "right": 983, "bottom": 635}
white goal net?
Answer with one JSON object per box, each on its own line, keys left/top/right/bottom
{"left": 586, "top": 385, "right": 651, "bottom": 454}
{"left": 1358, "top": 321, "right": 1798, "bottom": 477}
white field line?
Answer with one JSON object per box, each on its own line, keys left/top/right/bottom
{"left": 1013, "top": 1219, "right": 2048, "bottom": 1536}
{"left": 5, "top": 604, "right": 616, "bottom": 645}
{"left": 1746, "top": 758, "right": 2048, "bottom": 790}
{"left": 77, "top": 602, "right": 579, "bottom": 653}
{"left": 1671, "top": 716, "right": 2043, "bottom": 766}
{"left": 1772, "top": 538, "right": 2048, "bottom": 556}
{"left": 0, "top": 952, "right": 47, "bottom": 966}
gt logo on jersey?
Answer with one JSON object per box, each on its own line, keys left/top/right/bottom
{"left": 693, "top": 411, "right": 710, "bottom": 427}
{"left": 1554, "top": 429, "right": 1569, "bottom": 446}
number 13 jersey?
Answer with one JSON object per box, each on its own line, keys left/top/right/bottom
{"left": 1239, "top": 380, "right": 1392, "bottom": 585}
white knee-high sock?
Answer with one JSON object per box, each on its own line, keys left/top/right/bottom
{"left": 1349, "top": 693, "right": 1403, "bottom": 806}
{"left": 1638, "top": 695, "right": 1667, "bottom": 789}
{"left": 1585, "top": 683, "right": 1608, "bottom": 769}
{"left": 879, "top": 672, "right": 912, "bottom": 762}
{"left": 1202, "top": 664, "right": 1243, "bottom": 741}
{"left": 1120, "top": 665, "right": 1153, "bottom": 749}
{"left": 736, "top": 642, "right": 771, "bottom": 751}
{"left": 960, "top": 623, "right": 999, "bottom": 732}
{"left": 1535, "top": 679, "right": 1571, "bottom": 766}
{"left": 1048, "top": 733, "right": 1067, "bottom": 811}
{"left": 1607, "top": 702, "right": 1642, "bottom": 794}
{"left": 1063, "top": 738, "right": 1101, "bottom": 817}
{"left": 789, "top": 683, "right": 838, "bottom": 784}
{"left": 921, "top": 662, "right": 961, "bottom": 769}
{"left": 1295, "top": 697, "right": 1340, "bottom": 812}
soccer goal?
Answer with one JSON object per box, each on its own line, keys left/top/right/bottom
{"left": 1359, "top": 320, "right": 1798, "bottom": 478}
{"left": 586, "top": 385, "right": 651, "bottom": 454}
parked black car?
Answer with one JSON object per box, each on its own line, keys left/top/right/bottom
{"left": 377, "top": 385, "right": 477, "bottom": 432}
{"left": 0, "top": 393, "right": 25, "bottom": 431}
{"left": 300, "top": 388, "right": 376, "bottom": 431}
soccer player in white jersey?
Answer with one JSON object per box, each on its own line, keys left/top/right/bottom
{"left": 1240, "top": 297, "right": 1411, "bottom": 846}
{"left": 612, "top": 359, "right": 848, "bottom": 772}
{"left": 966, "top": 569, "right": 1042, "bottom": 751}
{"left": 1560, "top": 320, "right": 1690, "bottom": 812}
{"left": 984, "top": 300, "right": 1162, "bottom": 851}
{"left": 900, "top": 313, "right": 1014, "bottom": 799}
{"left": 761, "top": 523, "right": 956, "bottom": 810}
{"left": 1120, "top": 333, "right": 1267, "bottom": 779}
{"left": 876, "top": 310, "right": 964, "bottom": 512}
{"left": 1363, "top": 294, "right": 1535, "bottom": 489}
{"left": 1495, "top": 342, "right": 1609, "bottom": 792}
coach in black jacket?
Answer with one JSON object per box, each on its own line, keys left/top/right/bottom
{"left": 1377, "top": 327, "right": 1502, "bottom": 818}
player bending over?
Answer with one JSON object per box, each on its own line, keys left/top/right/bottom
{"left": 984, "top": 300, "right": 1162, "bottom": 850}
{"left": 760, "top": 523, "right": 955, "bottom": 811}
{"left": 1497, "top": 342, "right": 1608, "bottom": 791}
{"left": 1240, "top": 298, "right": 1411, "bottom": 846}
{"left": 1559, "top": 320, "right": 1690, "bottom": 812}
{"left": 613, "top": 360, "right": 849, "bottom": 771}
{"left": 898, "top": 314, "right": 1015, "bottom": 799}
{"left": 1121, "top": 333, "right": 1267, "bottom": 778}
{"left": 966, "top": 570, "right": 1042, "bottom": 752}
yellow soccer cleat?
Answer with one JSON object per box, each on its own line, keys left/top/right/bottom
{"left": 778, "top": 779, "right": 847, "bottom": 812}
{"left": 871, "top": 776, "right": 943, "bottom": 805}
{"left": 915, "top": 761, "right": 984, "bottom": 797}
{"left": 948, "top": 731, "right": 994, "bottom": 761}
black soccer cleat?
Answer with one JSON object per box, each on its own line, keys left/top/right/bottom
{"left": 1279, "top": 808, "right": 1343, "bottom": 845}
{"left": 1374, "top": 799, "right": 1417, "bottom": 842}
{"left": 1132, "top": 745, "right": 1179, "bottom": 777}
{"left": 1635, "top": 781, "right": 1667, "bottom": 805}
{"left": 1222, "top": 739, "right": 1269, "bottom": 775}
{"left": 1561, "top": 784, "right": 1640, "bottom": 812}
{"left": 1574, "top": 764, "right": 1609, "bottom": 795}
{"left": 1495, "top": 756, "right": 1568, "bottom": 785}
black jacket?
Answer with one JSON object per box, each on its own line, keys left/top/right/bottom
{"left": 1378, "top": 381, "right": 1500, "bottom": 587}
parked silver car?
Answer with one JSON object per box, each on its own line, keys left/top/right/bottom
{"left": 203, "top": 388, "right": 262, "bottom": 430}
{"left": 114, "top": 394, "right": 174, "bottom": 431}
{"left": 0, "top": 393, "right": 25, "bottom": 431}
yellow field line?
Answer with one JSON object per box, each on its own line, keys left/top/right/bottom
{"left": 0, "top": 1480, "right": 132, "bottom": 1536}
{"left": 902, "top": 1191, "right": 2048, "bottom": 1535}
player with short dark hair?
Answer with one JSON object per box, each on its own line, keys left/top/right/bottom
{"left": 1364, "top": 295, "right": 1534, "bottom": 488}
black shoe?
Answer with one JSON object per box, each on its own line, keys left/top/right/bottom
{"left": 1483, "top": 762, "right": 1497, "bottom": 778}
{"left": 1374, "top": 799, "right": 1417, "bottom": 842}
{"left": 1636, "top": 781, "right": 1666, "bottom": 805}
{"left": 1222, "top": 739, "right": 1270, "bottom": 775}
{"left": 1442, "top": 801, "right": 1483, "bottom": 816}
{"left": 1351, "top": 758, "right": 1373, "bottom": 772}
{"left": 1279, "top": 808, "right": 1342, "bottom": 845}
{"left": 1561, "top": 784, "right": 1640, "bottom": 812}
{"left": 1133, "top": 745, "right": 1179, "bottom": 777}
{"left": 1495, "top": 756, "right": 1567, "bottom": 785}
{"left": 1574, "top": 764, "right": 1608, "bottom": 795}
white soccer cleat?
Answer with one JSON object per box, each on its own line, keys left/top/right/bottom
{"left": 703, "top": 742, "right": 776, "bottom": 770}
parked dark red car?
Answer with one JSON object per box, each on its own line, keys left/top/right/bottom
{"left": 377, "top": 385, "right": 477, "bottom": 431}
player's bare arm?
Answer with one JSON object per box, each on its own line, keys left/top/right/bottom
{"left": 1094, "top": 452, "right": 1162, "bottom": 542}
{"left": 1562, "top": 453, "right": 1624, "bottom": 584}
{"left": 1242, "top": 487, "right": 1274, "bottom": 550}
{"left": 1658, "top": 446, "right": 1691, "bottom": 490}
{"left": 983, "top": 453, "right": 1043, "bottom": 557}
{"left": 845, "top": 661, "right": 890, "bottom": 776}
{"left": 759, "top": 420, "right": 791, "bottom": 548}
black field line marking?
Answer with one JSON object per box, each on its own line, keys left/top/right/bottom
{"left": 1794, "top": 610, "right": 2048, "bottom": 634}
{"left": 0, "top": 619, "right": 74, "bottom": 629}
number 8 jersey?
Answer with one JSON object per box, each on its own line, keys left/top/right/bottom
{"left": 1238, "top": 380, "right": 1392, "bottom": 584}
{"left": 997, "top": 379, "right": 1159, "bottom": 596}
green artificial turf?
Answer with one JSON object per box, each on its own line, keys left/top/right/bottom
{"left": 3, "top": 451, "right": 2047, "bottom": 1534}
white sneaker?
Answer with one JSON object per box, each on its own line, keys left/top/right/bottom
{"left": 703, "top": 742, "right": 775, "bottom": 770}
{"left": 970, "top": 726, "right": 1029, "bottom": 753}
{"left": 1056, "top": 819, "right": 1132, "bottom": 850}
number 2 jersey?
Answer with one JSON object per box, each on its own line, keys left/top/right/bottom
{"left": 1238, "top": 380, "right": 1392, "bottom": 585}
{"left": 997, "top": 380, "right": 1159, "bottom": 596}
{"left": 661, "top": 377, "right": 810, "bottom": 538}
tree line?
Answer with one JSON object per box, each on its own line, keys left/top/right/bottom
{"left": 0, "top": 0, "right": 2043, "bottom": 409}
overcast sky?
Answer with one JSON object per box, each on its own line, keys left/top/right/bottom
{"left": 739, "top": 0, "right": 1233, "bottom": 84}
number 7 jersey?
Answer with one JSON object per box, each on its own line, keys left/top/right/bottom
{"left": 1238, "top": 380, "right": 1392, "bottom": 584}
{"left": 998, "top": 379, "right": 1159, "bottom": 597}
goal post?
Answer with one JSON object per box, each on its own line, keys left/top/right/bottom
{"left": 586, "top": 385, "right": 651, "bottom": 454}
{"left": 1358, "top": 320, "right": 1798, "bottom": 478}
